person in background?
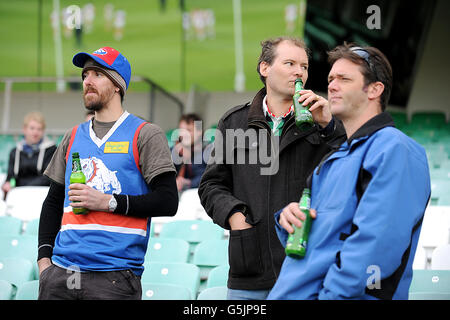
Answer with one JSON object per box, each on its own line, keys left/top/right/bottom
{"left": 172, "top": 113, "right": 210, "bottom": 193}
{"left": 1, "top": 112, "right": 56, "bottom": 199}
{"left": 268, "top": 43, "right": 430, "bottom": 300}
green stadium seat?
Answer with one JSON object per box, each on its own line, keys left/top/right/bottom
{"left": 430, "top": 179, "right": 450, "bottom": 205}
{"left": 0, "top": 216, "right": 23, "bottom": 236}
{"left": 409, "top": 270, "right": 450, "bottom": 300}
{"left": 159, "top": 220, "right": 224, "bottom": 244}
{"left": 0, "top": 279, "right": 14, "bottom": 300}
{"left": 193, "top": 239, "right": 229, "bottom": 280}
{"left": 145, "top": 237, "right": 190, "bottom": 263}
{"left": 206, "top": 265, "right": 229, "bottom": 288}
{"left": 0, "top": 258, "right": 34, "bottom": 287}
{"left": 197, "top": 286, "right": 227, "bottom": 300}
{"left": 23, "top": 218, "right": 40, "bottom": 236}
{"left": 15, "top": 280, "right": 39, "bottom": 300}
{"left": 165, "top": 128, "right": 177, "bottom": 149}
{"left": 141, "top": 282, "right": 192, "bottom": 300}
{"left": 141, "top": 262, "right": 200, "bottom": 299}
{"left": 410, "top": 112, "right": 447, "bottom": 130}
{"left": 388, "top": 111, "right": 408, "bottom": 129}
{"left": 0, "top": 235, "right": 38, "bottom": 262}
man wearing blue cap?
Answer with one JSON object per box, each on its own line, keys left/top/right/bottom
{"left": 37, "top": 47, "right": 178, "bottom": 299}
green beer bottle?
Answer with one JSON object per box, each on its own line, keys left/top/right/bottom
{"left": 293, "top": 78, "right": 314, "bottom": 131}
{"left": 285, "top": 188, "right": 312, "bottom": 259}
{"left": 70, "top": 152, "right": 87, "bottom": 215}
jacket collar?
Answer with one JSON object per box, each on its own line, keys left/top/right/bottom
{"left": 247, "top": 88, "right": 268, "bottom": 124}
{"left": 346, "top": 112, "right": 395, "bottom": 146}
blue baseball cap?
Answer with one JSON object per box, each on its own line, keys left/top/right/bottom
{"left": 73, "top": 47, "right": 131, "bottom": 92}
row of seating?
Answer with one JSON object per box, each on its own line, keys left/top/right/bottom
{"left": 0, "top": 260, "right": 229, "bottom": 300}
{"left": 2, "top": 262, "right": 449, "bottom": 300}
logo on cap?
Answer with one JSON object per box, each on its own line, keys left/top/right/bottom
{"left": 93, "top": 48, "right": 107, "bottom": 55}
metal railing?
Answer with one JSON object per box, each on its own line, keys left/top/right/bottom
{"left": 0, "top": 76, "right": 184, "bottom": 134}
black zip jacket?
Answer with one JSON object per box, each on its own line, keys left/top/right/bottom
{"left": 198, "top": 88, "right": 346, "bottom": 290}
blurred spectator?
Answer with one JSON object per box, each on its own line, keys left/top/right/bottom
{"left": 172, "top": 113, "right": 210, "bottom": 192}
{"left": 1, "top": 112, "right": 56, "bottom": 199}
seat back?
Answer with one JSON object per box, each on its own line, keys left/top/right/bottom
{"left": 141, "top": 282, "right": 192, "bottom": 300}
{"left": 0, "top": 216, "right": 23, "bottom": 236}
{"left": 0, "top": 258, "right": 34, "bottom": 287}
{"left": 409, "top": 270, "right": 450, "bottom": 300}
{"left": 15, "top": 280, "right": 39, "bottom": 300}
{"left": 206, "top": 265, "right": 229, "bottom": 288}
{"left": 197, "top": 286, "right": 228, "bottom": 300}
{"left": 5, "top": 186, "right": 49, "bottom": 221}
{"left": 145, "top": 237, "right": 190, "bottom": 263}
{"left": 141, "top": 262, "right": 200, "bottom": 299}
{"left": 431, "top": 244, "right": 450, "bottom": 270}
{"left": 159, "top": 220, "right": 224, "bottom": 244}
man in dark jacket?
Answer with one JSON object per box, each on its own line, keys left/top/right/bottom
{"left": 198, "top": 36, "right": 346, "bottom": 300}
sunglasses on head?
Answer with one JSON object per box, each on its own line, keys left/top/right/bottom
{"left": 350, "top": 47, "right": 376, "bottom": 77}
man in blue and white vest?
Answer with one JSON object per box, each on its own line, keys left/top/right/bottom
{"left": 38, "top": 47, "right": 178, "bottom": 299}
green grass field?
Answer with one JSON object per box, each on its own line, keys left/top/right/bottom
{"left": 0, "top": 0, "right": 305, "bottom": 93}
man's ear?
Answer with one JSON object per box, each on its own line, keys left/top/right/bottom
{"left": 259, "top": 61, "right": 270, "bottom": 78}
{"left": 368, "top": 81, "right": 384, "bottom": 101}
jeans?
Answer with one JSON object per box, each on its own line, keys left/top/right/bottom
{"left": 227, "top": 288, "right": 271, "bottom": 300}
{"left": 38, "top": 264, "right": 142, "bottom": 300}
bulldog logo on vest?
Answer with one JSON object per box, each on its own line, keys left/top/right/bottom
{"left": 81, "top": 157, "right": 122, "bottom": 194}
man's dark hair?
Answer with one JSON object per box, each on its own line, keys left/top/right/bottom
{"left": 327, "top": 42, "right": 393, "bottom": 111}
{"left": 179, "top": 113, "right": 202, "bottom": 124}
{"left": 257, "top": 36, "right": 310, "bottom": 85}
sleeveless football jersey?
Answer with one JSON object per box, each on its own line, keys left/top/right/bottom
{"left": 52, "top": 111, "right": 150, "bottom": 275}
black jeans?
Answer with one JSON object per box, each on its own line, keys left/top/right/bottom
{"left": 38, "top": 264, "right": 142, "bottom": 300}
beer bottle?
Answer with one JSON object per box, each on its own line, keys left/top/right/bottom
{"left": 293, "top": 78, "right": 314, "bottom": 131}
{"left": 70, "top": 152, "right": 87, "bottom": 215}
{"left": 285, "top": 188, "right": 312, "bottom": 259}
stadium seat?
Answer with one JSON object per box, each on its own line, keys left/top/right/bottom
{"left": 159, "top": 220, "right": 225, "bottom": 256}
{"left": 431, "top": 244, "right": 450, "bottom": 270}
{"left": 388, "top": 111, "right": 408, "bottom": 129}
{"left": 206, "top": 265, "right": 229, "bottom": 288}
{"left": 0, "top": 235, "right": 38, "bottom": 262}
{"left": 418, "top": 206, "right": 450, "bottom": 266}
{"left": 197, "top": 286, "right": 227, "bottom": 300}
{"left": 0, "top": 216, "right": 23, "bottom": 235}
{"left": 410, "top": 111, "right": 447, "bottom": 130}
{"left": 412, "top": 245, "right": 427, "bottom": 270}
{"left": 141, "top": 262, "right": 200, "bottom": 299}
{"left": 15, "top": 280, "right": 39, "bottom": 300}
{"left": 5, "top": 186, "right": 49, "bottom": 221}
{"left": 0, "top": 258, "right": 34, "bottom": 287}
{"left": 159, "top": 220, "right": 224, "bottom": 244}
{"left": 193, "top": 239, "right": 229, "bottom": 280}
{"left": 145, "top": 237, "right": 190, "bottom": 263}
{"left": 141, "top": 282, "right": 192, "bottom": 300}
{"left": 409, "top": 270, "right": 450, "bottom": 300}
{"left": 0, "top": 135, "right": 16, "bottom": 174}
{"left": 165, "top": 128, "right": 177, "bottom": 149}
{"left": 23, "top": 218, "right": 40, "bottom": 236}
{"left": 0, "top": 199, "right": 6, "bottom": 217}
{"left": 176, "top": 188, "right": 211, "bottom": 221}
{"left": 430, "top": 179, "right": 450, "bottom": 205}
{"left": 151, "top": 189, "right": 211, "bottom": 236}
{"left": 0, "top": 279, "right": 14, "bottom": 300}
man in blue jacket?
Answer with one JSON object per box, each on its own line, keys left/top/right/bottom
{"left": 268, "top": 44, "right": 431, "bottom": 300}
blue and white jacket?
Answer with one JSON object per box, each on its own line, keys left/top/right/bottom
{"left": 268, "top": 112, "right": 431, "bottom": 300}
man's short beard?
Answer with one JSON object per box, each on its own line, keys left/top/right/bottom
{"left": 85, "top": 102, "right": 103, "bottom": 112}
